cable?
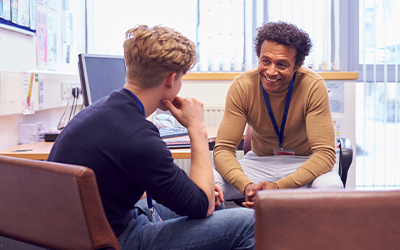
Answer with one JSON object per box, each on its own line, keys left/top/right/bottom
{"left": 68, "top": 88, "right": 78, "bottom": 123}
{"left": 58, "top": 87, "right": 82, "bottom": 130}
{"left": 57, "top": 96, "right": 70, "bottom": 130}
{"left": 73, "top": 87, "right": 81, "bottom": 116}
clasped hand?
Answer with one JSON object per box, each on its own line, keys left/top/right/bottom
{"left": 215, "top": 183, "right": 224, "bottom": 207}
{"left": 242, "top": 181, "right": 278, "bottom": 209}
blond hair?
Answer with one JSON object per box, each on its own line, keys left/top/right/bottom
{"left": 123, "top": 24, "right": 198, "bottom": 89}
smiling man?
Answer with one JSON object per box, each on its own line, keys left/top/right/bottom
{"left": 213, "top": 21, "right": 343, "bottom": 208}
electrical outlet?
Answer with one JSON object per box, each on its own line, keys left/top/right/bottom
{"left": 61, "top": 81, "right": 71, "bottom": 99}
{"left": 71, "top": 81, "right": 80, "bottom": 89}
{"left": 70, "top": 81, "right": 81, "bottom": 97}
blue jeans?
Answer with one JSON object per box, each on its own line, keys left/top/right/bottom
{"left": 118, "top": 199, "right": 255, "bottom": 250}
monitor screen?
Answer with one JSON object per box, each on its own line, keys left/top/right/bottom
{"left": 78, "top": 53, "right": 126, "bottom": 107}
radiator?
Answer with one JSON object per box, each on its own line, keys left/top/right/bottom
{"left": 175, "top": 105, "right": 245, "bottom": 174}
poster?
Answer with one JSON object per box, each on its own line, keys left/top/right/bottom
{"left": 69, "top": 12, "right": 73, "bottom": 46}
{"left": 65, "top": 10, "right": 70, "bottom": 45}
{"left": 36, "top": 10, "right": 47, "bottom": 68}
{"left": 22, "top": 72, "right": 34, "bottom": 115}
{"left": 62, "top": 43, "right": 70, "bottom": 63}
{"left": 47, "top": 13, "right": 57, "bottom": 69}
{"left": 326, "top": 81, "right": 344, "bottom": 113}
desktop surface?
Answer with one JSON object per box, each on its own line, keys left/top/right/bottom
{"left": 0, "top": 128, "right": 221, "bottom": 160}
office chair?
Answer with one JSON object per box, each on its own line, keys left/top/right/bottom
{"left": 0, "top": 155, "right": 120, "bottom": 250}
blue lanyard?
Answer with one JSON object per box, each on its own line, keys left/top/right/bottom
{"left": 125, "top": 88, "right": 145, "bottom": 116}
{"left": 261, "top": 74, "right": 296, "bottom": 149}
{"left": 125, "top": 89, "right": 155, "bottom": 210}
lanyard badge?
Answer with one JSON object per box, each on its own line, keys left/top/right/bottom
{"left": 147, "top": 195, "right": 163, "bottom": 223}
{"left": 261, "top": 74, "right": 296, "bottom": 156}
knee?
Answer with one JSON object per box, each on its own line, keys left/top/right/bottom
{"left": 311, "top": 171, "right": 343, "bottom": 189}
{"left": 213, "top": 168, "right": 223, "bottom": 182}
{"left": 227, "top": 208, "right": 255, "bottom": 225}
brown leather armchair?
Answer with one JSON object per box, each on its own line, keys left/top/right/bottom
{"left": 255, "top": 189, "right": 400, "bottom": 250}
{"left": 0, "top": 155, "right": 120, "bottom": 250}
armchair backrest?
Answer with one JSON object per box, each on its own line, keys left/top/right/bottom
{"left": 0, "top": 155, "right": 120, "bottom": 250}
{"left": 255, "top": 189, "right": 400, "bottom": 250}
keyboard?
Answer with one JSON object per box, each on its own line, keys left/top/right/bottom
{"left": 159, "top": 126, "right": 189, "bottom": 139}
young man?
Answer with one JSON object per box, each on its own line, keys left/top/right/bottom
{"left": 213, "top": 21, "right": 343, "bottom": 208}
{"left": 48, "top": 25, "right": 254, "bottom": 249}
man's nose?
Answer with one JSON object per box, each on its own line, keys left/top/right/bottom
{"left": 266, "top": 64, "right": 278, "bottom": 76}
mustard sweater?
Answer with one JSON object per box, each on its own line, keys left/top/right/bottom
{"left": 213, "top": 67, "right": 336, "bottom": 194}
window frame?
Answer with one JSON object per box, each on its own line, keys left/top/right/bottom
{"left": 347, "top": 0, "right": 400, "bottom": 82}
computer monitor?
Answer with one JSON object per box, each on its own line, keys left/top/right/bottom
{"left": 78, "top": 53, "right": 127, "bottom": 107}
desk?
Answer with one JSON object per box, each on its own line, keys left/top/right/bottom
{"left": 0, "top": 127, "right": 222, "bottom": 160}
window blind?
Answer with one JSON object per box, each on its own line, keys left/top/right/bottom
{"left": 356, "top": 0, "right": 400, "bottom": 190}
{"left": 266, "top": 0, "right": 338, "bottom": 71}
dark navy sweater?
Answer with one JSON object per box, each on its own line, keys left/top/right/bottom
{"left": 48, "top": 89, "right": 208, "bottom": 237}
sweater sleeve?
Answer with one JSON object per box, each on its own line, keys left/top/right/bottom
{"left": 213, "top": 79, "right": 253, "bottom": 195}
{"left": 275, "top": 79, "right": 336, "bottom": 188}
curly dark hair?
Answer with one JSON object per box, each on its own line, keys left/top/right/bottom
{"left": 254, "top": 21, "right": 312, "bottom": 67}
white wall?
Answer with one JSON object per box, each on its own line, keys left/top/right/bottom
{"left": 0, "top": 0, "right": 84, "bottom": 150}
{"left": 180, "top": 80, "right": 231, "bottom": 104}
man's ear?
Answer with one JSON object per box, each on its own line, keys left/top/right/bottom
{"left": 165, "top": 72, "right": 177, "bottom": 89}
{"left": 294, "top": 65, "right": 301, "bottom": 72}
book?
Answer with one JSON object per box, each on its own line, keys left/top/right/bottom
{"left": 164, "top": 137, "right": 190, "bottom": 149}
